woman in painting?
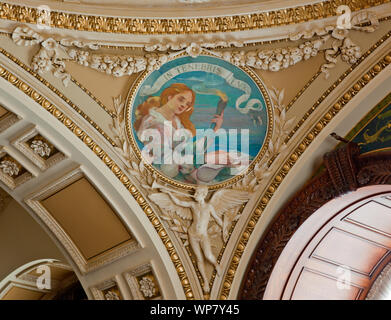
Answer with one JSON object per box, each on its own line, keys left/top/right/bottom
{"left": 134, "top": 83, "right": 249, "bottom": 183}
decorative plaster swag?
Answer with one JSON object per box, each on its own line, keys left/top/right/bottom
{"left": 11, "top": 11, "right": 379, "bottom": 87}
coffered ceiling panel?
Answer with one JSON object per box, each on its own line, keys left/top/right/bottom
{"left": 2, "top": 286, "right": 45, "bottom": 300}
{"left": 0, "top": 0, "right": 390, "bottom": 301}
{"left": 41, "top": 177, "right": 133, "bottom": 260}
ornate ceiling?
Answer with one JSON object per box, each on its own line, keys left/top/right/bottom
{"left": 2, "top": 0, "right": 337, "bottom": 17}
{"left": 0, "top": 0, "right": 389, "bottom": 300}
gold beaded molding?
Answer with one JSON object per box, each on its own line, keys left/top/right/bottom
{"left": 0, "top": 0, "right": 390, "bottom": 35}
{"left": 286, "top": 31, "right": 391, "bottom": 141}
{"left": 0, "top": 48, "right": 117, "bottom": 147}
{"left": 0, "top": 24, "right": 389, "bottom": 300}
{"left": 0, "top": 64, "right": 195, "bottom": 300}
{"left": 219, "top": 49, "right": 391, "bottom": 299}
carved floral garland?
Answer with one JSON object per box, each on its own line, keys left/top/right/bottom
{"left": 11, "top": 11, "right": 378, "bottom": 86}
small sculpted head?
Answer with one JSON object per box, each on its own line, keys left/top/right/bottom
{"left": 194, "top": 186, "right": 208, "bottom": 202}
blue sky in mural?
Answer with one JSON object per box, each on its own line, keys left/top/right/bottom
{"left": 130, "top": 55, "right": 269, "bottom": 184}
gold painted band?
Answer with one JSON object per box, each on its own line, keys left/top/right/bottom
{"left": 0, "top": 0, "right": 389, "bottom": 35}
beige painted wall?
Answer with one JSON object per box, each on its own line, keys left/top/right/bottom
{"left": 0, "top": 198, "right": 66, "bottom": 281}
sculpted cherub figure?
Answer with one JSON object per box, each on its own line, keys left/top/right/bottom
{"left": 149, "top": 184, "right": 250, "bottom": 293}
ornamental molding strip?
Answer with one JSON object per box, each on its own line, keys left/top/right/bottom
{"left": 24, "top": 167, "right": 140, "bottom": 275}
{"left": 0, "top": 1, "right": 389, "bottom": 35}
{"left": 0, "top": 259, "right": 74, "bottom": 300}
{"left": 0, "top": 60, "right": 196, "bottom": 299}
{"left": 0, "top": 282, "right": 50, "bottom": 300}
{"left": 10, "top": 11, "right": 380, "bottom": 86}
{"left": 220, "top": 48, "right": 391, "bottom": 300}
{"left": 1, "top": 27, "right": 391, "bottom": 298}
{"left": 17, "top": 262, "right": 73, "bottom": 291}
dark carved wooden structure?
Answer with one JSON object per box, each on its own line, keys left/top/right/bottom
{"left": 239, "top": 140, "right": 391, "bottom": 299}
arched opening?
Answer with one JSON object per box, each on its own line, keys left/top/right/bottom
{"left": 0, "top": 259, "right": 87, "bottom": 300}
{"left": 0, "top": 56, "right": 185, "bottom": 299}
{"left": 240, "top": 142, "right": 391, "bottom": 300}
{"left": 264, "top": 185, "right": 391, "bottom": 300}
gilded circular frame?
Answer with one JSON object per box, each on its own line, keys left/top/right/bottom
{"left": 125, "top": 52, "right": 273, "bottom": 191}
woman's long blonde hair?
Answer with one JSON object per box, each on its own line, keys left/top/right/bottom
{"left": 134, "top": 83, "right": 196, "bottom": 136}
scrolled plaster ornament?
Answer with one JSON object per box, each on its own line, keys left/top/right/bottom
{"left": 149, "top": 184, "right": 250, "bottom": 293}
{"left": 31, "top": 37, "right": 69, "bottom": 83}
{"left": 351, "top": 11, "right": 379, "bottom": 32}
{"left": 11, "top": 25, "right": 171, "bottom": 84}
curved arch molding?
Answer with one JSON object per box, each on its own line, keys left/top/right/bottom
{"left": 240, "top": 142, "right": 391, "bottom": 299}
{"left": 0, "top": 59, "right": 195, "bottom": 299}
{"left": 0, "top": 0, "right": 389, "bottom": 35}
{"left": 0, "top": 30, "right": 390, "bottom": 300}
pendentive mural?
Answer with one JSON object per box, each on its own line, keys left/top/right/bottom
{"left": 347, "top": 92, "right": 391, "bottom": 154}
{"left": 126, "top": 55, "right": 270, "bottom": 186}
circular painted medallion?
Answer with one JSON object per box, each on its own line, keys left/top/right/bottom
{"left": 126, "top": 54, "right": 272, "bottom": 187}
